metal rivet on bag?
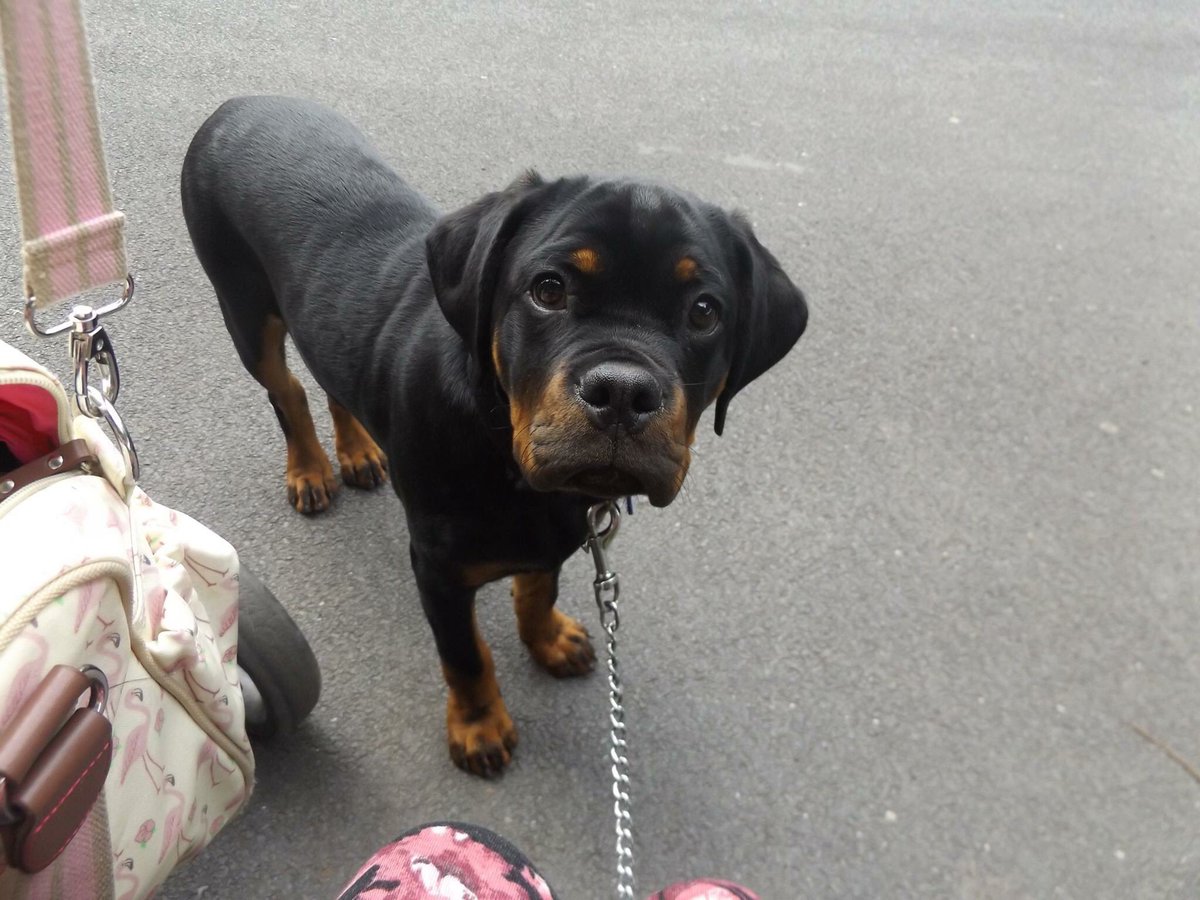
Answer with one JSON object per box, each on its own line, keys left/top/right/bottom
{"left": 0, "top": 479, "right": 13, "bottom": 494}
{"left": 48, "top": 455, "right": 64, "bottom": 470}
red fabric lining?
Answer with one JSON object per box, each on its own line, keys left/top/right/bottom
{"left": 0, "top": 384, "right": 61, "bottom": 464}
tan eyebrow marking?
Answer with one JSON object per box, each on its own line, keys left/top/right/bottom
{"left": 570, "top": 247, "right": 603, "bottom": 274}
{"left": 674, "top": 256, "right": 698, "bottom": 282}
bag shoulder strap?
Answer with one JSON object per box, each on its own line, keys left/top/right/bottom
{"left": 0, "top": 0, "right": 126, "bottom": 309}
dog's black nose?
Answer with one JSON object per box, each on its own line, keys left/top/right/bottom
{"left": 577, "top": 362, "right": 664, "bottom": 434}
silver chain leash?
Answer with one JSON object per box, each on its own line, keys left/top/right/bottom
{"left": 585, "top": 501, "right": 634, "bottom": 900}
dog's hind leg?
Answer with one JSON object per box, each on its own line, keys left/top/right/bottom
{"left": 254, "top": 316, "right": 339, "bottom": 514}
{"left": 183, "top": 183, "right": 339, "bottom": 515}
{"left": 222, "top": 306, "right": 338, "bottom": 514}
{"left": 328, "top": 397, "right": 388, "bottom": 489}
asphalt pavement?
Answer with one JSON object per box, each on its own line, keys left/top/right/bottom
{"left": 1, "top": 2, "right": 1198, "bottom": 897}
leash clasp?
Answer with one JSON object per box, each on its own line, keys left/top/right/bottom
{"left": 585, "top": 501, "right": 621, "bottom": 627}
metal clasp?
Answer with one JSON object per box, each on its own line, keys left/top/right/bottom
{"left": 85, "top": 385, "right": 139, "bottom": 481}
{"left": 23, "top": 273, "right": 134, "bottom": 339}
{"left": 23, "top": 275, "right": 132, "bottom": 415}
{"left": 79, "top": 664, "right": 109, "bottom": 714}
{"left": 69, "top": 306, "right": 120, "bottom": 416}
{"left": 20, "top": 275, "right": 139, "bottom": 481}
{"left": 585, "top": 501, "right": 622, "bottom": 627}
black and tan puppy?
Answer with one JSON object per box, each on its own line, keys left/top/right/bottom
{"left": 181, "top": 96, "right": 807, "bottom": 776}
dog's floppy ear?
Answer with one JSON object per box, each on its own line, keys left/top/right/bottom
{"left": 426, "top": 171, "right": 545, "bottom": 375}
{"left": 712, "top": 212, "right": 808, "bottom": 435}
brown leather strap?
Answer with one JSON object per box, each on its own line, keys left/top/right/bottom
{"left": 0, "top": 439, "right": 97, "bottom": 506}
{"left": 0, "top": 666, "right": 113, "bottom": 874}
{"left": 0, "top": 667, "right": 87, "bottom": 792}
{"left": 8, "top": 709, "right": 112, "bottom": 873}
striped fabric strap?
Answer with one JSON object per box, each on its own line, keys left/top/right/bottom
{"left": 0, "top": 0, "right": 126, "bottom": 309}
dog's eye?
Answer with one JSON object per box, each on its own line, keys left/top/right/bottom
{"left": 688, "top": 296, "right": 720, "bottom": 333}
{"left": 530, "top": 274, "right": 567, "bottom": 311}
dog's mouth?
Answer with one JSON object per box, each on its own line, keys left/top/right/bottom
{"left": 518, "top": 435, "right": 687, "bottom": 508}
{"left": 565, "top": 466, "right": 647, "bottom": 498}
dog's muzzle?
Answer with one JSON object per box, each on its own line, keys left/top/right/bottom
{"left": 513, "top": 364, "right": 688, "bottom": 507}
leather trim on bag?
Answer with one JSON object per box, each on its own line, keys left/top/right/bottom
{"left": 0, "top": 440, "right": 97, "bottom": 507}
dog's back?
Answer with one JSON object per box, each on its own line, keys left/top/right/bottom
{"left": 182, "top": 94, "right": 437, "bottom": 320}
{"left": 183, "top": 97, "right": 447, "bottom": 401}
{"left": 181, "top": 96, "right": 441, "bottom": 512}
{"left": 183, "top": 95, "right": 436, "bottom": 258}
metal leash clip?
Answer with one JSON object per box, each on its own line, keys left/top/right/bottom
{"left": 22, "top": 275, "right": 139, "bottom": 479}
{"left": 586, "top": 500, "right": 622, "bottom": 626}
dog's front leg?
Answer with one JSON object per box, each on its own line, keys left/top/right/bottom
{"left": 512, "top": 571, "right": 596, "bottom": 677}
{"left": 411, "top": 547, "right": 517, "bottom": 777}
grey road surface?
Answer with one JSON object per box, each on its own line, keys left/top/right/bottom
{"left": 1, "top": 2, "right": 1198, "bottom": 898}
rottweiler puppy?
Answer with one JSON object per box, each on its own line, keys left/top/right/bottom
{"left": 181, "top": 96, "right": 807, "bottom": 776}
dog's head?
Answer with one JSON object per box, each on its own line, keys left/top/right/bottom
{"left": 426, "top": 173, "right": 807, "bottom": 507}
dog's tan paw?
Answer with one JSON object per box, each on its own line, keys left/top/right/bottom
{"left": 447, "top": 697, "right": 518, "bottom": 778}
{"left": 337, "top": 444, "right": 388, "bottom": 490}
{"left": 524, "top": 610, "right": 596, "bottom": 678}
{"left": 286, "top": 463, "right": 339, "bottom": 514}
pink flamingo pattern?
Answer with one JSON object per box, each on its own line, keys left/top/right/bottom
{"left": 197, "top": 738, "right": 238, "bottom": 788}
{"left": 157, "top": 773, "right": 196, "bottom": 865}
{"left": 144, "top": 585, "right": 168, "bottom": 636}
{"left": 119, "top": 687, "right": 165, "bottom": 791}
{"left": 0, "top": 624, "right": 48, "bottom": 729}
{"left": 142, "top": 539, "right": 250, "bottom": 751}
{"left": 63, "top": 499, "right": 91, "bottom": 531}
{"left": 73, "top": 579, "right": 104, "bottom": 633}
{"left": 104, "top": 502, "right": 126, "bottom": 535}
{"left": 90, "top": 629, "right": 126, "bottom": 688}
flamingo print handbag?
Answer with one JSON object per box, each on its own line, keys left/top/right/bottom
{"left": 0, "top": 338, "right": 254, "bottom": 899}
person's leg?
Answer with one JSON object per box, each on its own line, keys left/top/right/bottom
{"left": 337, "top": 822, "right": 556, "bottom": 900}
{"left": 647, "top": 880, "right": 760, "bottom": 899}
{"left": 337, "top": 823, "right": 761, "bottom": 900}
